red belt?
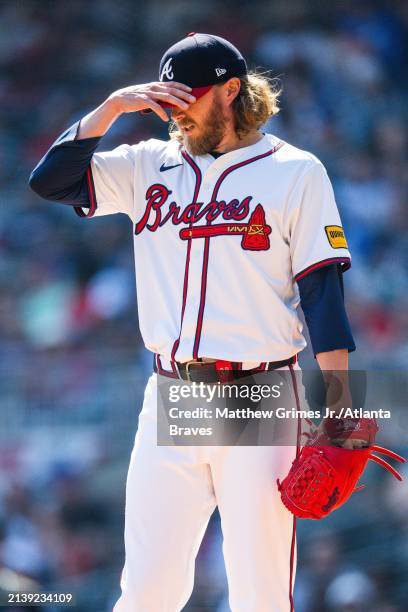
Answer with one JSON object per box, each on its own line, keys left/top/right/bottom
{"left": 154, "top": 354, "right": 297, "bottom": 383}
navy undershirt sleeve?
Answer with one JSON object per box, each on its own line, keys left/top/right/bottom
{"left": 29, "top": 121, "right": 101, "bottom": 208}
{"left": 298, "top": 264, "right": 356, "bottom": 355}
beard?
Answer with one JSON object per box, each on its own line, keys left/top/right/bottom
{"left": 173, "top": 97, "right": 228, "bottom": 156}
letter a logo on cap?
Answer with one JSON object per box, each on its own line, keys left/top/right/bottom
{"left": 160, "top": 57, "right": 174, "bottom": 81}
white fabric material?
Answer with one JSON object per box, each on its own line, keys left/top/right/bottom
{"left": 114, "top": 371, "right": 299, "bottom": 612}
{"left": 84, "top": 133, "right": 350, "bottom": 362}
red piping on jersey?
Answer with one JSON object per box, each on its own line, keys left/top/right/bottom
{"left": 294, "top": 257, "right": 351, "bottom": 282}
{"left": 156, "top": 354, "right": 178, "bottom": 378}
{"left": 192, "top": 141, "right": 285, "bottom": 359}
{"left": 74, "top": 166, "right": 97, "bottom": 218}
{"left": 194, "top": 236, "right": 211, "bottom": 358}
{"left": 171, "top": 150, "right": 202, "bottom": 361}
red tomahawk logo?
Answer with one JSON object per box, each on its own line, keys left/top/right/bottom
{"left": 179, "top": 204, "right": 271, "bottom": 251}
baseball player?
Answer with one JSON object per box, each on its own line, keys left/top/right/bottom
{"left": 30, "top": 33, "right": 356, "bottom": 611}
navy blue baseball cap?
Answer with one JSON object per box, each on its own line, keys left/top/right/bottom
{"left": 157, "top": 32, "right": 248, "bottom": 108}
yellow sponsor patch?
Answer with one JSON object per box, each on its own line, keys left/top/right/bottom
{"left": 325, "top": 225, "right": 348, "bottom": 249}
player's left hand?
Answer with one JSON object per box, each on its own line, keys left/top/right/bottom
{"left": 304, "top": 416, "right": 377, "bottom": 449}
{"left": 278, "top": 417, "right": 405, "bottom": 520}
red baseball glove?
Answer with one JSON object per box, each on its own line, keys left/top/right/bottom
{"left": 277, "top": 417, "right": 405, "bottom": 520}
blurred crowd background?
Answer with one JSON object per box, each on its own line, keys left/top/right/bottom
{"left": 0, "top": 0, "right": 407, "bottom": 610}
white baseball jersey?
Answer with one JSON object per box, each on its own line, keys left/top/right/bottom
{"left": 76, "top": 133, "right": 350, "bottom": 363}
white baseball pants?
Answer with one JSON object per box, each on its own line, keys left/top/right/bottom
{"left": 114, "top": 369, "right": 299, "bottom": 612}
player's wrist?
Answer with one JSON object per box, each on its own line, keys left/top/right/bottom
{"left": 103, "top": 96, "right": 124, "bottom": 119}
{"left": 76, "top": 98, "right": 123, "bottom": 139}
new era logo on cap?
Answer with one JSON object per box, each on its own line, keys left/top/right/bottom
{"left": 215, "top": 68, "right": 227, "bottom": 77}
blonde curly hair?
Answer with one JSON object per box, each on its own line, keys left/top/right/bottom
{"left": 169, "top": 71, "right": 281, "bottom": 141}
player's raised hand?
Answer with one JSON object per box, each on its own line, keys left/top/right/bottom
{"left": 107, "top": 82, "right": 196, "bottom": 122}
{"left": 77, "top": 82, "right": 196, "bottom": 138}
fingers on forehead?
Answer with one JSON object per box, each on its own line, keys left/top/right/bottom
{"left": 163, "top": 81, "right": 192, "bottom": 91}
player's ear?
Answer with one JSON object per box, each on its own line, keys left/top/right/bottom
{"left": 222, "top": 78, "right": 241, "bottom": 106}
